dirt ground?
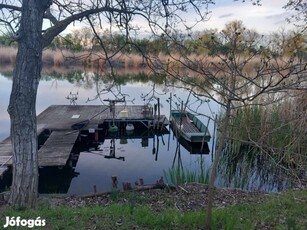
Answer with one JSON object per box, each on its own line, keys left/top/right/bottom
{"left": 44, "top": 183, "right": 273, "bottom": 212}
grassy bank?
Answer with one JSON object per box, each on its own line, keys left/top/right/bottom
{"left": 1, "top": 189, "right": 306, "bottom": 229}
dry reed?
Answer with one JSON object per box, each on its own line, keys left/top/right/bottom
{"left": 0, "top": 47, "right": 300, "bottom": 80}
{"left": 0, "top": 47, "right": 17, "bottom": 65}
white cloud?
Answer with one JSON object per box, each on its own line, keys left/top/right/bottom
{"left": 198, "top": 0, "right": 295, "bottom": 33}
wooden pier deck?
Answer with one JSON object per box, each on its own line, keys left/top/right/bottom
{"left": 0, "top": 131, "right": 79, "bottom": 175}
{"left": 0, "top": 104, "right": 161, "bottom": 176}
{"left": 38, "top": 131, "right": 79, "bottom": 167}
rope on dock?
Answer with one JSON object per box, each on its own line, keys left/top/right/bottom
{"left": 71, "top": 107, "right": 110, "bottom": 130}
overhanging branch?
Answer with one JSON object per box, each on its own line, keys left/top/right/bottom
{"left": 42, "top": 6, "right": 134, "bottom": 47}
{"left": 0, "top": 3, "right": 21, "bottom": 11}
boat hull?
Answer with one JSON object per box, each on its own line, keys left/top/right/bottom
{"left": 170, "top": 110, "right": 211, "bottom": 143}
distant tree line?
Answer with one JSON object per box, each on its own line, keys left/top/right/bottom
{"left": 0, "top": 20, "right": 305, "bottom": 58}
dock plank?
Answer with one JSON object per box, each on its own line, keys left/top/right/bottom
{"left": 0, "top": 144, "right": 12, "bottom": 156}
{"left": 0, "top": 137, "right": 12, "bottom": 156}
{"left": 36, "top": 105, "right": 109, "bottom": 130}
{"left": 0, "top": 167, "right": 8, "bottom": 177}
{"left": 36, "top": 105, "right": 153, "bottom": 129}
{"left": 38, "top": 130, "right": 79, "bottom": 167}
{"left": 0, "top": 156, "right": 12, "bottom": 165}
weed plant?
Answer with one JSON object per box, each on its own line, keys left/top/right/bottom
{"left": 163, "top": 163, "right": 211, "bottom": 185}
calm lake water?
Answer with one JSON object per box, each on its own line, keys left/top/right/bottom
{"left": 0, "top": 69, "right": 293, "bottom": 194}
{"left": 0, "top": 70, "right": 219, "bottom": 195}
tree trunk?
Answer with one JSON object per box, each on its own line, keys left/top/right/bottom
{"left": 205, "top": 99, "right": 232, "bottom": 229}
{"left": 7, "top": 0, "right": 48, "bottom": 208}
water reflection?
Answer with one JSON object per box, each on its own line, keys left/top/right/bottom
{"left": 38, "top": 166, "right": 79, "bottom": 194}
{"left": 217, "top": 145, "right": 295, "bottom": 192}
{"left": 172, "top": 134, "right": 210, "bottom": 155}
{"left": 66, "top": 128, "right": 211, "bottom": 195}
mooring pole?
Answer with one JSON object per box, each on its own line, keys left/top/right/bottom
{"left": 184, "top": 89, "right": 192, "bottom": 111}
{"left": 180, "top": 101, "right": 184, "bottom": 129}
{"left": 201, "top": 116, "right": 211, "bottom": 152}
{"left": 157, "top": 97, "right": 160, "bottom": 129}
{"left": 169, "top": 93, "right": 172, "bottom": 116}
{"left": 155, "top": 136, "right": 159, "bottom": 161}
{"left": 112, "top": 176, "right": 118, "bottom": 189}
{"left": 154, "top": 104, "right": 157, "bottom": 129}
{"left": 211, "top": 114, "right": 217, "bottom": 161}
{"left": 168, "top": 93, "right": 172, "bottom": 151}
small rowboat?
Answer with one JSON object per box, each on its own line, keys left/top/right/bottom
{"left": 170, "top": 110, "right": 211, "bottom": 143}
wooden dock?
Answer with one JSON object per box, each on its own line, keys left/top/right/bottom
{"left": 0, "top": 104, "right": 164, "bottom": 176}
{"left": 37, "top": 131, "right": 79, "bottom": 167}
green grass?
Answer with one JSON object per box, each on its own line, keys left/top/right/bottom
{"left": 211, "top": 190, "right": 307, "bottom": 230}
{"left": 0, "top": 190, "right": 306, "bottom": 229}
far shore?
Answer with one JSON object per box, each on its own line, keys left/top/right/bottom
{"left": 1, "top": 46, "right": 290, "bottom": 77}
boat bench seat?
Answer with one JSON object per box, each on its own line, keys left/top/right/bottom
{"left": 174, "top": 116, "right": 199, "bottom": 133}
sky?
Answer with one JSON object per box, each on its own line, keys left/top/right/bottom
{"left": 0, "top": 0, "right": 296, "bottom": 36}
{"left": 194, "top": 0, "right": 295, "bottom": 33}
{"left": 64, "top": 0, "right": 296, "bottom": 36}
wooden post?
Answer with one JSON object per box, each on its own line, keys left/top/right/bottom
{"left": 169, "top": 93, "right": 172, "bottom": 119}
{"left": 93, "top": 185, "right": 97, "bottom": 194}
{"left": 157, "top": 97, "right": 160, "bottom": 129}
{"left": 201, "top": 117, "right": 211, "bottom": 152}
{"left": 112, "top": 176, "right": 118, "bottom": 189}
{"left": 95, "top": 130, "right": 99, "bottom": 142}
{"left": 155, "top": 136, "right": 159, "bottom": 161}
{"left": 168, "top": 93, "right": 172, "bottom": 152}
{"left": 184, "top": 89, "right": 192, "bottom": 111}
{"left": 154, "top": 104, "right": 157, "bottom": 129}
{"left": 126, "top": 182, "right": 132, "bottom": 190}
{"left": 211, "top": 114, "right": 217, "bottom": 159}
{"left": 122, "top": 182, "right": 132, "bottom": 191}
{"left": 180, "top": 101, "right": 184, "bottom": 130}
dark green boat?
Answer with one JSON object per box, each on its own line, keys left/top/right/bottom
{"left": 170, "top": 110, "right": 211, "bottom": 143}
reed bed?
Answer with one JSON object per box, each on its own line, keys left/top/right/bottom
{"left": 163, "top": 157, "right": 211, "bottom": 185}
{"left": 0, "top": 47, "right": 153, "bottom": 70}
{"left": 229, "top": 96, "right": 306, "bottom": 158}
{"left": 0, "top": 47, "right": 17, "bottom": 65}
{"left": 163, "top": 166, "right": 211, "bottom": 185}
{"left": 220, "top": 94, "right": 307, "bottom": 190}
{"left": 2, "top": 47, "right": 283, "bottom": 78}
